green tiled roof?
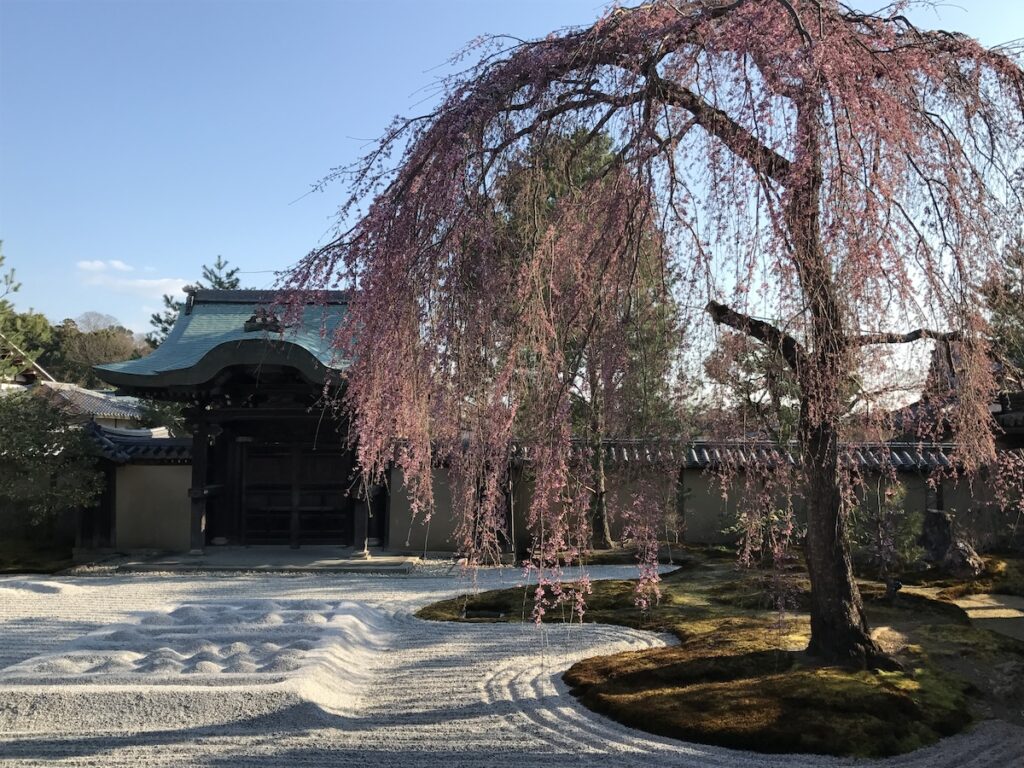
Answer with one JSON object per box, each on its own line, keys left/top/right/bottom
{"left": 95, "top": 289, "right": 349, "bottom": 391}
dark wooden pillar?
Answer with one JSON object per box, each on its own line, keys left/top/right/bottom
{"left": 238, "top": 437, "right": 251, "bottom": 545}
{"left": 105, "top": 463, "right": 117, "bottom": 549}
{"left": 75, "top": 505, "right": 88, "bottom": 552}
{"left": 338, "top": 446, "right": 356, "bottom": 545}
{"left": 503, "top": 462, "right": 516, "bottom": 555}
{"left": 188, "top": 419, "right": 210, "bottom": 554}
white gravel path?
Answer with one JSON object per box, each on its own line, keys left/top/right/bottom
{"left": 0, "top": 566, "right": 1021, "bottom": 767}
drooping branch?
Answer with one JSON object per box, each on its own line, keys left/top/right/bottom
{"left": 705, "top": 300, "right": 806, "bottom": 373}
{"left": 772, "top": 0, "right": 815, "bottom": 47}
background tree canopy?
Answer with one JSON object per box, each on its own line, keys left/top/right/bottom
{"left": 2, "top": 253, "right": 245, "bottom": 395}
{"left": 983, "top": 233, "right": 1024, "bottom": 381}
{"left": 0, "top": 392, "right": 103, "bottom": 530}
{"left": 495, "top": 130, "right": 685, "bottom": 547}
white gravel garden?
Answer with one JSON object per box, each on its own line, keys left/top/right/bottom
{"left": 1, "top": 566, "right": 1022, "bottom": 767}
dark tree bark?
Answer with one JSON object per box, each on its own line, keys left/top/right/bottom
{"left": 788, "top": 104, "right": 882, "bottom": 666}
{"left": 705, "top": 102, "right": 885, "bottom": 667}
{"left": 800, "top": 419, "right": 881, "bottom": 663}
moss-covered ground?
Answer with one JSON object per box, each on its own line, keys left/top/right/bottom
{"left": 417, "top": 550, "right": 1024, "bottom": 758}
{"left": 914, "top": 555, "right": 1024, "bottom": 600}
{"left": 0, "top": 537, "right": 74, "bottom": 574}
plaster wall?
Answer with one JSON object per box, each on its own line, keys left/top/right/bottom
{"left": 386, "top": 462, "right": 1019, "bottom": 554}
{"left": 387, "top": 467, "right": 458, "bottom": 554}
{"left": 115, "top": 465, "right": 191, "bottom": 551}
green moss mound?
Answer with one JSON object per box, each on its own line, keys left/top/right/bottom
{"left": 418, "top": 558, "right": 1024, "bottom": 757}
{"left": 564, "top": 644, "right": 969, "bottom": 757}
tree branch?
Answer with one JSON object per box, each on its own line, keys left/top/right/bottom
{"left": 705, "top": 300, "right": 806, "bottom": 372}
{"left": 648, "top": 74, "right": 793, "bottom": 183}
{"left": 854, "top": 329, "right": 961, "bottom": 345}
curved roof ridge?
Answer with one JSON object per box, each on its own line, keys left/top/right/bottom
{"left": 94, "top": 290, "right": 349, "bottom": 393}
{"left": 187, "top": 288, "right": 350, "bottom": 306}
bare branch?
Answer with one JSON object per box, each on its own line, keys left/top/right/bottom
{"left": 854, "top": 328, "right": 962, "bottom": 345}
{"left": 649, "top": 74, "right": 793, "bottom": 182}
{"left": 705, "top": 300, "right": 806, "bottom": 372}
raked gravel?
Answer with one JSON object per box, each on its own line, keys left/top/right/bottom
{"left": 0, "top": 565, "right": 1021, "bottom": 768}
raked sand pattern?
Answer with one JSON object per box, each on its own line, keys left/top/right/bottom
{"left": 0, "top": 567, "right": 1022, "bottom": 767}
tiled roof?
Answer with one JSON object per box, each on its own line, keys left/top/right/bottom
{"left": 88, "top": 423, "right": 192, "bottom": 465}
{"left": 40, "top": 382, "right": 143, "bottom": 421}
{"left": 510, "top": 439, "right": 954, "bottom": 471}
{"left": 95, "top": 289, "right": 349, "bottom": 391}
{"left": 84, "top": 424, "right": 953, "bottom": 472}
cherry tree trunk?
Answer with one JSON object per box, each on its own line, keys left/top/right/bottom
{"left": 590, "top": 444, "right": 613, "bottom": 550}
{"left": 790, "top": 102, "right": 882, "bottom": 667}
{"left": 801, "top": 420, "right": 879, "bottom": 664}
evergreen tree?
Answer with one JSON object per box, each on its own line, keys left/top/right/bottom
{"left": 0, "top": 242, "right": 18, "bottom": 312}
{"left": 0, "top": 244, "right": 54, "bottom": 383}
{"left": 0, "top": 392, "right": 103, "bottom": 528}
{"left": 983, "top": 234, "right": 1024, "bottom": 381}
{"left": 498, "top": 132, "right": 682, "bottom": 548}
{"left": 0, "top": 243, "right": 23, "bottom": 381}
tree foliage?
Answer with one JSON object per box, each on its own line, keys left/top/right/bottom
{"left": 137, "top": 399, "right": 188, "bottom": 436}
{"left": 0, "top": 392, "right": 104, "bottom": 528}
{"left": 983, "top": 234, "right": 1024, "bottom": 377}
{"left": 1, "top": 243, "right": 24, "bottom": 379}
{"left": 0, "top": 246, "right": 56, "bottom": 383}
{"left": 704, "top": 330, "right": 801, "bottom": 443}
{"left": 1, "top": 245, "right": 149, "bottom": 388}
{"left": 497, "top": 131, "right": 684, "bottom": 547}
{"left": 286, "top": 0, "right": 1024, "bottom": 665}
{"left": 40, "top": 316, "right": 146, "bottom": 388}
{"left": 0, "top": 242, "right": 18, "bottom": 313}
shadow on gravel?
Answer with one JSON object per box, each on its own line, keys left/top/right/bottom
{"left": 0, "top": 704, "right": 347, "bottom": 760}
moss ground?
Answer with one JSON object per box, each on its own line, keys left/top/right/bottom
{"left": 417, "top": 551, "right": 1024, "bottom": 758}
{"left": 926, "top": 555, "right": 1024, "bottom": 599}
{"left": 0, "top": 537, "right": 74, "bottom": 574}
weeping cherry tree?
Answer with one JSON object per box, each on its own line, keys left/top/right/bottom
{"left": 286, "top": 0, "right": 1024, "bottom": 665}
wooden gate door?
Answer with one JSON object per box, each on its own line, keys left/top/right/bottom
{"left": 241, "top": 443, "right": 351, "bottom": 546}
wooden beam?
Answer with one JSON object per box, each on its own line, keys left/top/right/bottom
{"left": 199, "top": 407, "right": 342, "bottom": 423}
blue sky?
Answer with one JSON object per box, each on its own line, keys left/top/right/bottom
{"left": 2, "top": 0, "right": 1023, "bottom": 333}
